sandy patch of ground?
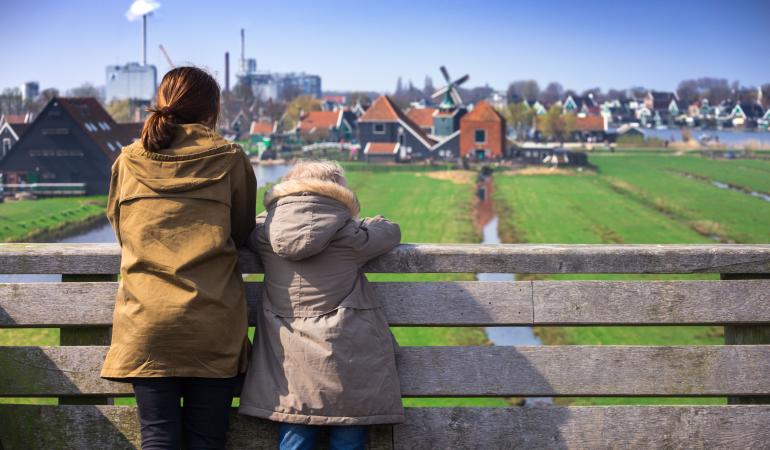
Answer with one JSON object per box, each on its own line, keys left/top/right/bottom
{"left": 420, "top": 170, "right": 476, "bottom": 185}
{"left": 503, "top": 167, "right": 580, "bottom": 176}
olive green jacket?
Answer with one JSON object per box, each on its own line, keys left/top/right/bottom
{"left": 101, "top": 123, "right": 256, "bottom": 379}
{"left": 238, "top": 178, "right": 404, "bottom": 425}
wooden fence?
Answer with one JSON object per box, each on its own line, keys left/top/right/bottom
{"left": 1, "top": 243, "right": 769, "bottom": 448}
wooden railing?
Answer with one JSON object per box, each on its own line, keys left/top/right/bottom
{"left": 1, "top": 243, "right": 769, "bottom": 449}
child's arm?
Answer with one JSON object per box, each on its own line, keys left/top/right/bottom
{"left": 351, "top": 215, "right": 401, "bottom": 264}
{"left": 246, "top": 211, "right": 268, "bottom": 254}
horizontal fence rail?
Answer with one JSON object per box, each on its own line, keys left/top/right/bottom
{"left": 2, "top": 280, "right": 770, "bottom": 327}
{"left": 2, "top": 243, "right": 770, "bottom": 274}
{"left": 1, "top": 405, "right": 769, "bottom": 450}
{"left": 2, "top": 345, "right": 770, "bottom": 397}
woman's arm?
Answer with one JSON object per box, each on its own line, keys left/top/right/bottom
{"left": 230, "top": 150, "right": 257, "bottom": 247}
{"left": 106, "top": 158, "right": 122, "bottom": 246}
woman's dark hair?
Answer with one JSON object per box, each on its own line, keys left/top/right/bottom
{"left": 141, "top": 66, "right": 221, "bottom": 151}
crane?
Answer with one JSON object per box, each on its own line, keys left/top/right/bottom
{"left": 159, "top": 44, "right": 175, "bottom": 68}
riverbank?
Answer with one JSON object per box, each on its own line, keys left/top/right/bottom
{"left": 0, "top": 196, "right": 107, "bottom": 243}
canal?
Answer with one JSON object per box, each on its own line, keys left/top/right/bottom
{"left": 475, "top": 173, "right": 552, "bottom": 406}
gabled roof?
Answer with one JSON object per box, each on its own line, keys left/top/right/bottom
{"left": 57, "top": 97, "right": 136, "bottom": 159}
{"left": 298, "top": 111, "right": 341, "bottom": 134}
{"left": 360, "top": 96, "right": 436, "bottom": 148}
{"left": 1, "top": 97, "right": 136, "bottom": 164}
{"left": 574, "top": 116, "right": 606, "bottom": 132}
{"left": 461, "top": 101, "right": 505, "bottom": 123}
{"left": 1, "top": 113, "right": 33, "bottom": 124}
{"left": 250, "top": 120, "right": 276, "bottom": 135}
{"left": 364, "top": 142, "right": 399, "bottom": 155}
{"left": 0, "top": 121, "right": 29, "bottom": 140}
{"left": 359, "top": 95, "right": 402, "bottom": 122}
{"left": 406, "top": 107, "right": 437, "bottom": 129}
{"left": 738, "top": 102, "right": 765, "bottom": 119}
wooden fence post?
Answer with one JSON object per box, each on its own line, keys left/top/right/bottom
{"left": 721, "top": 273, "right": 770, "bottom": 405}
{"left": 59, "top": 274, "right": 116, "bottom": 406}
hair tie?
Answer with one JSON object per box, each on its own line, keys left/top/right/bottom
{"left": 148, "top": 105, "right": 174, "bottom": 118}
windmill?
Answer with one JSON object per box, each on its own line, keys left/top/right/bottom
{"left": 432, "top": 66, "right": 469, "bottom": 111}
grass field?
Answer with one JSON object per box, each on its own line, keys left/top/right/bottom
{"left": 593, "top": 154, "right": 770, "bottom": 243}
{"left": 0, "top": 196, "right": 107, "bottom": 243}
{"left": 493, "top": 152, "right": 770, "bottom": 405}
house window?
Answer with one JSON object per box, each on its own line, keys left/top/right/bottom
{"left": 474, "top": 129, "right": 486, "bottom": 144}
{"left": 373, "top": 123, "right": 385, "bottom": 134}
{"left": 2, "top": 138, "right": 11, "bottom": 155}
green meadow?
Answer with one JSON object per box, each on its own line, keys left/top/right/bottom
{"left": 493, "top": 152, "right": 770, "bottom": 405}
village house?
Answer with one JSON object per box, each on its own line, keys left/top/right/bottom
{"left": 0, "top": 116, "right": 32, "bottom": 160}
{"left": 321, "top": 95, "right": 346, "bottom": 111}
{"left": 0, "top": 97, "right": 135, "bottom": 195}
{"left": 249, "top": 119, "right": 277, "bottom": 152}
{"left": 358, "top": 95, "right": 436, "bottom": 163}
{"left": 562, "top": 95, "right": 599, "bottom": 116}
{"left": 459, "top": 100, "right": 506, "bottom": 161}
{"left": 406, "top": 107, "right": 437, "bottom": 135}
{"left": 642, "top": 91, "right": 680, "bottom": 125}
{"left": 571, "top": 115, "right": 608, "bottom": 142}
{"left": 729, "top": 102, "right": 765, "bottom": 128}
{"left": 296, "top": 110, "right": 354, "bottom": 142}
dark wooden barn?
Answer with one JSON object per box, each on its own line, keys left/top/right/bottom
{"left": 357, "top": 95, "right": 436, "bottom": 162}
{"left": 0, "top": 97, "right": 137, "bottom": 195}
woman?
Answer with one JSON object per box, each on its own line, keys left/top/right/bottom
{"left": 100, "top": 66, "right": 256, "bottom": 449}
{"left": 238, "top": 161, "right": 404, "bottom": 450}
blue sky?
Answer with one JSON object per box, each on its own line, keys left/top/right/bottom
{"left": 2, "top": 0, "right": 768, "bottom": 93}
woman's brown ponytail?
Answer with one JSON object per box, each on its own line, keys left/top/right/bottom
{"left": 141, "top": 67, "right": 221, "bottom": 152}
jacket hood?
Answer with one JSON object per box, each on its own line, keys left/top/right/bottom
{"left": 121, "top": 123, "right": 241, "bottom": 193}
{"left": 263, "top": 179, "right": 360, "bottom": 261}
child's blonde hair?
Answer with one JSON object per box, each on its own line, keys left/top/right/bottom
{"left": 284, "top": 160, "right": 347, "bottom": 186}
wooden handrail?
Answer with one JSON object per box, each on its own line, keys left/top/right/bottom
{"left": 2, "top": 243, "right": 770, "bottom": 274}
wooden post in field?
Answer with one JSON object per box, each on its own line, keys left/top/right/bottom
{"left": 59, "top": 274, "right": 116, "bottom": 406}
{"left": 721, "top": 273, "right": 770, "bottom": 405}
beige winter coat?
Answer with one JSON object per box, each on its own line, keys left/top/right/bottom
{"left": 238, "top": 178, "right": 404, "bottom": 425}
{"left": 101, "top": 123, "right": 256, "bottom": 379}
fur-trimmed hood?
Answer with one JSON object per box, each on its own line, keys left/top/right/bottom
{"left": 262, "top": 178, "right": 360, "bottom": 261}
{"left": 264, "top": 178, "right": 360, "bottom": 217}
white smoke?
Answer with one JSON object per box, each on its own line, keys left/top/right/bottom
{"left": 126, "top": 0, "right": 161, "bottom": 21}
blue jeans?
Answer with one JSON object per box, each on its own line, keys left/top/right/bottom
{"left": 278, "top": 423, "right": 368, "bottom": 450}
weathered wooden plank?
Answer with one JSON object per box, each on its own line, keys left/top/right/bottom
{"left": 0, "top": 281, "right": 533, "bottom": 327}
{"left": 2, "top": 405, "right": 770, "bottom": 450}
{"left": 2, "top": 243, "right": 770, "bottom": 274}
{"left": 534, "top": 279, "right": 770, "bottom": 325}
{"left": 395, "top": 406, "right": 770, "bottom": 449}
{"left": 0, "top": 405, "right": 392, "bottom": 450}
{"left": 3, "top": 345, "right": 770, "bottom": 397}
{"left": 4, "top": 280, "right": 770, "bottom": 327}
{"left": 58, "top": 274, "right": 115, "bottom": 407}
{"left": 722, "top": 272, "right": 770, "bottom": 406}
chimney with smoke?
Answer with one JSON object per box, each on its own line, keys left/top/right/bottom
{"left": 126, "top": 0, "right": 161, "bottom": 66}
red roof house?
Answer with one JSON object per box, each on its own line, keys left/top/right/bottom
{"left": 459, "top": 101, "right": 506, "bottom": 160}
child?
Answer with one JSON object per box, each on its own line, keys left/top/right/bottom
{"left": 100, "top": 66, "right": 256, "bottom": 449}
{"left": 238, "top": 160, "right": 403, "bottom": 449}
